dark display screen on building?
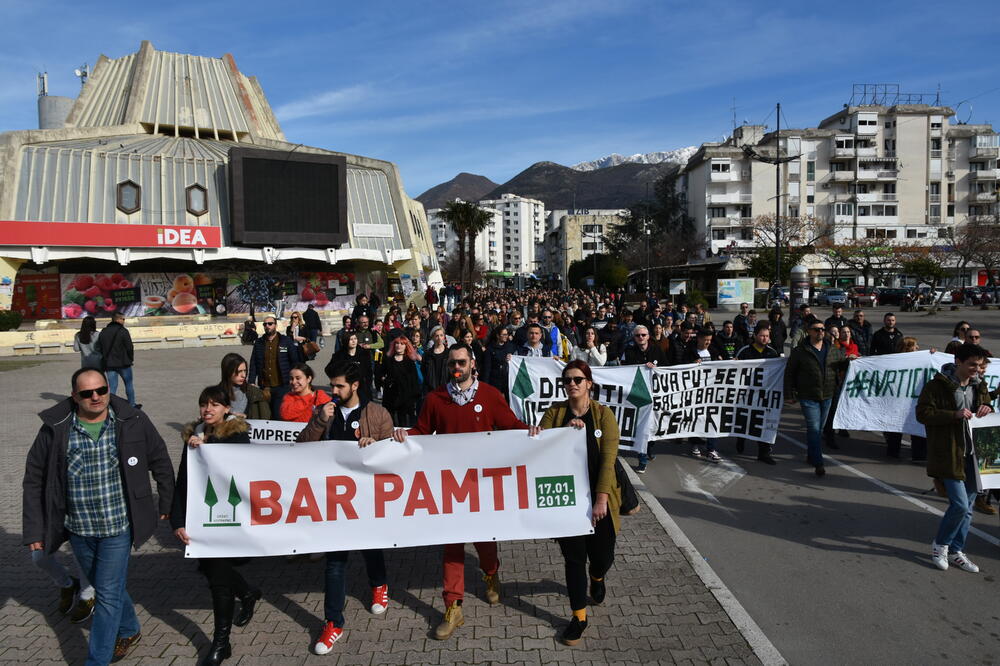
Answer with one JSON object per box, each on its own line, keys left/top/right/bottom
{"left": 229, "top": 147, "right": 349, "bottom": 246}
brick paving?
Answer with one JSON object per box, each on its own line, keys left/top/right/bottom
{"left": 0, "top": 348, "right": 765, "bottom": 664}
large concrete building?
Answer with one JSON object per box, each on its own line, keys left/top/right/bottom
{"left": 540, "top": 209, "right": 627, "bottom": 285}
{"left": 682, "top": 99, "right": 999, "bottom": 258}
{"left": 478, "top": 193, "right": 546, "bottom": 275}
{"left": 0, "top": 41, "right": 438, "bottom": 319}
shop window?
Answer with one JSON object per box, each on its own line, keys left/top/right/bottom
{"left": 185, "top": 184, "right": 208, "bottom": 216}
{"left": 116, "top": 180, "right": 141, "bottom": 214}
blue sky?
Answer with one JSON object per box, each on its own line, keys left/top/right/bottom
{"left": 2, "top": 0, "right": 999, "bottom": 196}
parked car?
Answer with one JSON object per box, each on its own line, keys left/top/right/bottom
{"left": 849, "top": 285, "right": 878, "bottom": 307}
{"left": 963, "top": 287, "right": 987, "bottom": 306}
{"left": 815, "top": 288, "right": 848, "bottom": 307}
{"left": 876, "top": 288, "right": 909, "bottom": 306}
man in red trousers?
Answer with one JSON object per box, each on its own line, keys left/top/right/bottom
{"left": 392, "top": 343, "right": 539, "bottom": 640}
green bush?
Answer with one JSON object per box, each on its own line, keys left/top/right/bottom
{"left": 687, "top": 288, "right": 709, "bottom": 308}
{"left": 0, "top": 310, "right": 24, "bottom": 331}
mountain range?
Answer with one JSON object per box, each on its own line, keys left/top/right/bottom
{"left": 416, "top": 148, "right": 694, "bottom": 211}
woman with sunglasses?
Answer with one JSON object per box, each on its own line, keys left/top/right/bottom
{"left": 945, "top": 321, "right": 972, "bottom": 354}
{"left": 172, "top": 385, "right": 259, "bottom": 665}
{"left": 279, "top": 363, "right": 332, "bottom": 423}
{"left": 538, "top": 360, "right": 621, "bottom": 646}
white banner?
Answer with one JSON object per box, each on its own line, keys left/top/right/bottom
{"left": 648, "top": 359, "right": 787, "bottom": 443}
{"left": 184, "top": 428, "right": 593, "bottom": 558}
{"left": 833, "top": 350, "right": 1000, "bottom": 436}
{"left": 246, "top": 419, "right": 305, "bottom": 444}
{"left": 508, "top": 357, "right": 654, "bottom": 452}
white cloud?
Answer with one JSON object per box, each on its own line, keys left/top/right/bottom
{"left": 274, "top": 83, "right": 372, "bottom": 121}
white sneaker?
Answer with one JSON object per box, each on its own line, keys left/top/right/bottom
{"left": 949, "top": 551, "right": 980, "bottom": 573}
{"left": 706, "top": 450, "right": 722, "bottom": 463}
{"left": 690, "top": 447, "right": 702, "bottom": 457}
{"left": 931, "top": 542, "right": 949, "bottom": 571}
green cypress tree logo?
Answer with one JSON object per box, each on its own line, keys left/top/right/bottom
{"left": 626, "top": 368, "right": 652, "bottom": 408}
{"left": 511, "top": 361, "right": 534, "bottom": 401}
{"left": 203, "top": 476, "right": 242, "bottom": 527}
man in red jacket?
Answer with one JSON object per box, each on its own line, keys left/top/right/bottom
{"left": 393, "top": 343, "right": 539, "bottom": 640}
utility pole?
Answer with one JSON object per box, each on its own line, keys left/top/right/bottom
{"left": 774, "top": 102, "right": 781, "bottom": 291}
{"left": 645, "top": 182, "right": 651, "bottom": 294}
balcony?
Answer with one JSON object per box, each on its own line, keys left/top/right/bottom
{"left": 928, "top": 216, "right": 942, "bottom": 225}
{"left": 856, "top": 146, "right": 877, "bottom": 158}
{"left": 709, "top": 170, "right": 736, "bottom": 182}
{"left": 706, "top": 193, "right": 753, "bottom": 205}
{"left": 788, "top": 172, "right": 800, "bottom": 181}
{"left": 832, "top": 192, "right": 854, "bottom": 202}
{"left": 971, "top": 169, "right": 999, "bottom": 180}
{"left": 930, "top": 149, "right": 942, "bottom": 158}
{"left": 970, "top": 145, "right": 999, "bottom": 158}
{"left": 787, "top": 195, "right": 800, "bottom": 204}
{"left": 975, "top": 192, "right": 999, "bottom": 202}
{"left": 832, "top": 147, "right": 855, "bottom": 158}
{"left": 929, "top": 194, "right": 941, "bottom": 203}
{"left": 970, "top": 215, "right": 999, "bottom": 224}
{"left": 857, "top": 169, "right": 898, "bottom": 181}
{"left": 831, "top": 171, "right": 855, "bottom": 181}
{"left": 856, "top": 193, "right": 898, "bottom": 203}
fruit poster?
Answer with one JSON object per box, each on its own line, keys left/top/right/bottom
{"left": 61, "top": 272, "right": 224, "bottom": 318}
{"left": 291, "top": 271, "right": 357, "bottom": 313}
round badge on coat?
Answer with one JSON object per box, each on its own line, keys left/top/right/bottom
{"left": 351, "top": 421, "right": 360, "bottom": 429}
{"left": 474, "top": 404, "right": 483, "bottom": 413}
{"left": 594, "top": 429, "right": 602, "bottom": 438}
{"left": 127, "top": 456, "right": 138, "bottom": 467}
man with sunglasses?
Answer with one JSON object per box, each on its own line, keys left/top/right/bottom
{"left": 23, "top": 368, "right": 174, "bottom": 664}
{"left": 392, "top": 343, "right": 539, "bottom": 641}
{"left": 248, "top": 316, "right": 302, "bottom": 415}
{"left": 785, "top": 320, "right": 847, "bottom": 477}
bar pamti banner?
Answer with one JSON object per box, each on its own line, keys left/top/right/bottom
{"left": 183, "top": 428, "right": 593, "bottom": 559}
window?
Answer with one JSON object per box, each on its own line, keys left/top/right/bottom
{"left": 886, "top": 229, "right": 897, "bottom": 238}
{"left": 806, "top": 161, "right": 815, "bottom": 181}
{"left": 835, "top": 137, "right": 854, "bottom": 149}
{"left": 806, "top": 185, "right": 815, "bottom": 204}
{"left": 788, "top": 205, "right": 799, "bottom": 218}
{"left": 884, "top": 183, "right": 896, "bottom": 194}
{"left": 708, "top": 207, "right": 726, "bottom": 218}
{"left": 858, "top": 206, "right": 870, "bottom": 217}
{"left": 835, "top": 203, "right": 853, "bottom": 216}
{"left": 116, "top": 180, "right": 141, "bottom": 214}
{"left": 929, "top": 183, "right": 940, "bottom": 195}
{"left": 712, "top": 230, "right": 727, "bottom": 240}
{"left": 740, "top": 228, "right": 753, "bottom": 240}
{"left": 740, "top": 205, "right": 752, "bottom": 218}
{"left": 947, "top": 204, "right": 955, "bottom": 217}
{"left": 831, "top": 162, "right": 847, "bottom": 172}
{"left": 929, "top": 205, "right": 941, "bottom": 217}
{"left": 185, "top": 184, "right": 208, "bottom": 216}
{"left": 884, "top": 139, "right": 896, "bottom": 151}
{"left": 711, "top": 162, "right": 731, "bottom": 173}
{"left": 885, "top": 121, "right": 892, "bottom": 128}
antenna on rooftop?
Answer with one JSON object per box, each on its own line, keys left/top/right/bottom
{"left": 73, "top": 63, "right": 89, "bottom": 87}
{"left": 37, "top": 72, "right": 48, "bottom": 96}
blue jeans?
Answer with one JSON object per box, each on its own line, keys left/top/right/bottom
{"left": 935, "top": 479, "right": 977, "bottom": 552}
{"left": 324, "top": 550, "right": 387, "bottom": 627}
{"left": 800, "top": 399, "right": 832, "bottom": 466}
{"left": 69, "top": 530, "right": 140, "bottom": 666}
{"left": 106, "top": 366, "right": 136, "bottom": 406}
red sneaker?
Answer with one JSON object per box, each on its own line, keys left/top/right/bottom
{"left": 371, "top": 584, "right": 389, "bottom": 615}
{"left": 313, "top": 621, "right": 343, "bottom": 655}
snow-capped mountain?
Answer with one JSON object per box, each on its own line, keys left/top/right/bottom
{"left": 571, "top": 147, "right": 698, "bottom": 171}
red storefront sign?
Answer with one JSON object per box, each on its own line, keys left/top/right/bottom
{"left": 11, "top": 270, "right": 62, "bottom": 319}
{"left": 0, "top": 221, "right": 223, "bottom": 248}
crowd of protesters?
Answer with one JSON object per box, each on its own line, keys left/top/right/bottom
{"left": 21, "top": 284, "right": 999, "bottom": 662}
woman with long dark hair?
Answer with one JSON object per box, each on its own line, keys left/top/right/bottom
{"left": 73, "top": 316, "right": 101, "bottom": 369}
{"left": 219, "top": 353, "right": 270, "bottom": 419}
{"left": 279, "top": 363, "right": 332, "bottom": 422}
{"left": 539, "top": 360, "right": 621, "bottom": 646}
{"left": 172, "top": 385, "right": 260, "bottom": 665}
{"left": 327, "top": 330, "right": 374, "bottom": 402}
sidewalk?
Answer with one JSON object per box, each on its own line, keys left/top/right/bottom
{"left": 0, "top": 347, "right": 780, "bottom": 664}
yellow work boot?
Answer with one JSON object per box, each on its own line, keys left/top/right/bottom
{"left": 434, "top": 601, "right": 464, "bottom": 640}
{"left": 483, "top": 571, "right": 501, "bottom": 605}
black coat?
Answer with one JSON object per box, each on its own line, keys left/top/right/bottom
{"left": 96, "top": 322, "right": 134, "bottom": 369}
{"left": 623, "top": 344, "right": 669, "bottom": 367}
{"left": 736, "top": 343, "right": 781, "bottom": 360}
{"left": 170, "top": 417, "right": 251, "bottom": 530}
{"left": 849, "top": 320, "right": 873, "bottom": 356}
{"left": 871, "top": 328, "right": 904, "bottom": 355}
{"left": 768, "top": 319, "right": 788, "bottom": 352}
{"left": 378, "top": 355, "right": 421, "bottom": 412}
{"left": 248, "top": 333, "right": 301, "bottom": 386}
{"left": 302, "top": 307, "right": 322, "bottom": 333}
{"left": 22, "top": 396, "right": 174, "bottom": 554}
{"left": 328, "top": 348, "right": 375, "bottom": 397}
{"left": 422, "top": 347, "right": 451, "bottom": 392}
{"left": 482, "top": 341, "right": 516, "bottom": 395}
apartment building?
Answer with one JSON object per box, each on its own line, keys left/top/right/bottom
{"left": 478, "top": 193, "right": 546, "bottom": 275}
{"left": 541, "top": 210, "right": 627, "bottom": 285}
{"left": 682, "top": 103, "right": 999, "bottom": 257}
{"left": 427, "top": 203, "right": 505, "bottom": 273}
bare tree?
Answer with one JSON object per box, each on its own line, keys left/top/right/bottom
{"left": 838, "top": 238, "right": 899, "bottom": 287}
{"left": 751, "top": 214, "right": 834, "bottom": 249}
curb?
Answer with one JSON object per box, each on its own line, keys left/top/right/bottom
{"left": 622, "top": 459, "right": 788, "bottom": 666}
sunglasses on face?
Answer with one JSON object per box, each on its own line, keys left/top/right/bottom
{"left": 810, "top": 327, "right": 825, "bottom": 333}
{"left": 635, "top": 333, "right": 648, "bottom": 338}
{"left": 78, "top": 386, "right": 109, "bottom": 399}
{"left": 564, "top": 376, "right": 587, "bottom": 385}
{"left": 264, "top": 322, "right": 276, "bottom": 327}
{"left": 968, "top": 334, "right": 981, "bottom": 340}
{"left": 960, "top": 327, "right": 970, "bottom": 332}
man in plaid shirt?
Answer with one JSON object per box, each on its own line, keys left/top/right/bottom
{"left": 23, "top": 368, "right": 174, "bottom": 665}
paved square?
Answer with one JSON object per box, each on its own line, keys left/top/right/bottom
{"left": 0, "top": 347, "right": 765, "bottom": 665}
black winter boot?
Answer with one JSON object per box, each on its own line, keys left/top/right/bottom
{"left": 757, "top": 443, "right": 776, "bottom": 465}
{"left": 234, "top": 587, "right": 261, "bottom": 627}
{"left": 200, "top": 588, "right": 234, "bottom": 666}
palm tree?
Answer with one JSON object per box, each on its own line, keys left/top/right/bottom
{"left": 437, "top": 200, "right": 493, "bottom": 290}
